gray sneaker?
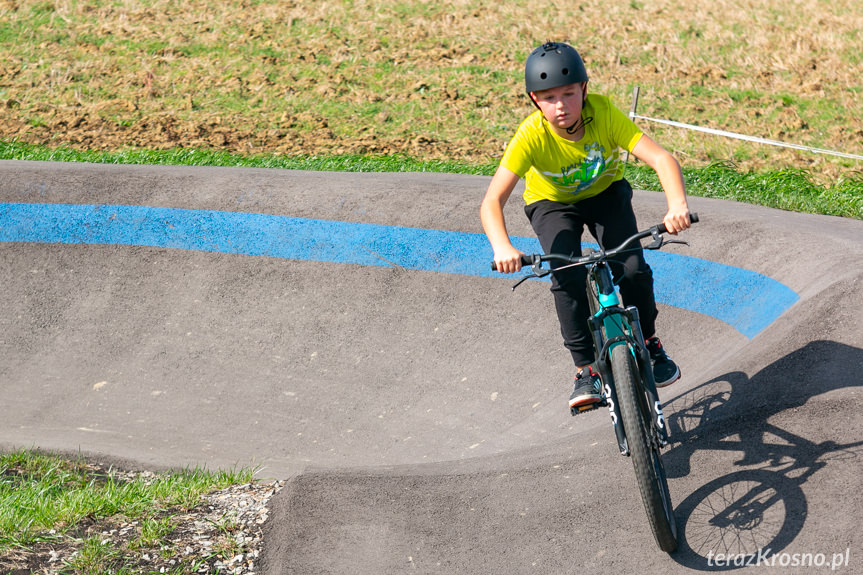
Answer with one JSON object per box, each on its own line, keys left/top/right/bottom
{"left": 645, "top": 337, "right": 680, "bottom": 387}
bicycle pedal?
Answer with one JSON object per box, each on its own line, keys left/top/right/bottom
{"left": 570, "top": 399, "right": 605, "bottom": 416}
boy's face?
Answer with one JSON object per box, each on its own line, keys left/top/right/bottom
{"left": 530, "top": 82, "right": 587, "bottom": 132}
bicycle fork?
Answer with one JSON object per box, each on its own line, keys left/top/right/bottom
{"left": 588, "top": 277, "right": 671, "bottom": 455}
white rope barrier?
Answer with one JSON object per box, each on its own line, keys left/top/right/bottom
{"left": 628, "top": 87, "right": 863, "bottom": 162}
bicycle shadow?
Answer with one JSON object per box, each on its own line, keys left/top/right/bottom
{"left": 661, "top": 339, "right": 863, "bottom": 570}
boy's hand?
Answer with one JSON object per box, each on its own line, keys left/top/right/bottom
{"left": 663, "top": 209, "right": 692, "bottom": 235}
{"left": 493, "top": 245, "right": 525, "bottom": 274}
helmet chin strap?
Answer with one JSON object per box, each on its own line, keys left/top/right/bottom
{"left": 566, "top": 115, "right": 593, "bottom": 135}
{"left": 566, "top": 87, "right": 592, "bottom": 134}
{"left": 528, "top": 88, "right": 593, "bottom": 135}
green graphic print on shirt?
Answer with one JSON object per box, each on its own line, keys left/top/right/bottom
{"left": 554, "top": 143, "right": 606, "bottom": 191}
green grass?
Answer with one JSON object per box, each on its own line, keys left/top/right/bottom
{"left": 626, "top": 161, "right": 863, "bottom": 219}
{"left": 0, "top": 447, "right": 255, "bottom": 552}
{"left": 0, "top": 139, "right": 494, "bottom": 175}
{"left": 2, "top": 140, "right": 861, "bottom": 219}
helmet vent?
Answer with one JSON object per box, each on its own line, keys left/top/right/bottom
{"left": 540, "top": 72, "right": 547, "bottom": 80}
{"left": 562, "top": 68, "right": 569, "bottom": 76}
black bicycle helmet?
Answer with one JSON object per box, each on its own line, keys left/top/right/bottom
{"left": 524, "top": 42, "right": 588, "bottom": 94}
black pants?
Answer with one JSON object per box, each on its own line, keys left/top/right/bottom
{"left": 524, "top": 179, "right": 658, "bottom": 367}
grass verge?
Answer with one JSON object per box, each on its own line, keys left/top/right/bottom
{"left": 0, "top": 448, "right": 258, "bottom": 574}
{"left": 2, "top": 140, "right": 861, "bottom": 219}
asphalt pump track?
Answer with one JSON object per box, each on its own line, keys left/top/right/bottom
{"left": 2, "top": 160, "right": 861, "bottom": 574}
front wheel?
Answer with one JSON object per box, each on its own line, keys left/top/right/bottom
{"left": 612, "top": 344, "right": 678, "bottom": 552}
{"left": 586, "top": 275, "right": 600, "bottom": 317}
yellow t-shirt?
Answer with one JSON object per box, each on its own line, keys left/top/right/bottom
{"left": 500, "top": 94, "right": 643, "bottom": 205}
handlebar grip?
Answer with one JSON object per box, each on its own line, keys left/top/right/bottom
{"left": 491, "top": 254, "right": 533, "bottom": 271}
{"left": 656, "top": 212, "right": 699, "bottom": 234}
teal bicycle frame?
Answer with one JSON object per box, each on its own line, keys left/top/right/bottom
{"left": 493, "top": 216, "right": 698, "bottom": 457}
{"left": 586, "top": 256, "right": 670, "bottom": 456}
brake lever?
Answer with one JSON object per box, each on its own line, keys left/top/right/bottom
{"left": 645, "top": 229, "right": 664, "bottom": 250}
{"left": 646, "top": 238, "right": 690, "bottom": 250}
{"left": 645, "top": 229, "right": 690, "bottom": 250}
{"left": 511, "top": 257, "right": 550, "bottom": 291}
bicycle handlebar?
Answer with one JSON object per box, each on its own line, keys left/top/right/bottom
{"left": 656, "top": 211, "right": 699, "bottom": 234}
{"left": 491, "top": 213, "right": 699, "bottom": 272}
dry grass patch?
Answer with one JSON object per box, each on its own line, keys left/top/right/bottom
{"left": 1, "top": 0, "right": 861, "bottom": 176}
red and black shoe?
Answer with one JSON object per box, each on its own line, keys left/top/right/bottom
{"left": 645, "top": 336, "right": 681, "bottom": 387}
{"left": 570, "top": 367, "right": 603, "bottom": 415}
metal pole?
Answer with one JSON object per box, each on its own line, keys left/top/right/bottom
{"left": 624, "top": 86, "right": 641, "bottom": 163}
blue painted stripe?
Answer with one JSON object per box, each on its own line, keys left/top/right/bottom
{"left": 0, "top": 202, "right": 798, "bottom": 338}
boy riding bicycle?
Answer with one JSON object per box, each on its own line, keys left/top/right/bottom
{"left": 480, "top": 41, "right": 692, "bottom": 415}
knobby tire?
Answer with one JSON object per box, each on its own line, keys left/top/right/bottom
{"left": 612, "top": 344, "right": 678, "bottom": 552}
{"left": 586, "top": 280, "right": 600, "bottom": 317}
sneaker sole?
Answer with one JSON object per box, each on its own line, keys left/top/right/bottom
{"left": 655, "top": 367, "right": 681, "bottom": 388}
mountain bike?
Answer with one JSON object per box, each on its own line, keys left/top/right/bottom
{"left": 492, "top": 213, "right": 699, "bottom": 553}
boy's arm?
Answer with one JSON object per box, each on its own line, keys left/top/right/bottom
{"left": 480, "top": 165, "right": 525, "bottom": 273}
{"left": 630, "top": 134, "right": 691, "bottom": 234}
